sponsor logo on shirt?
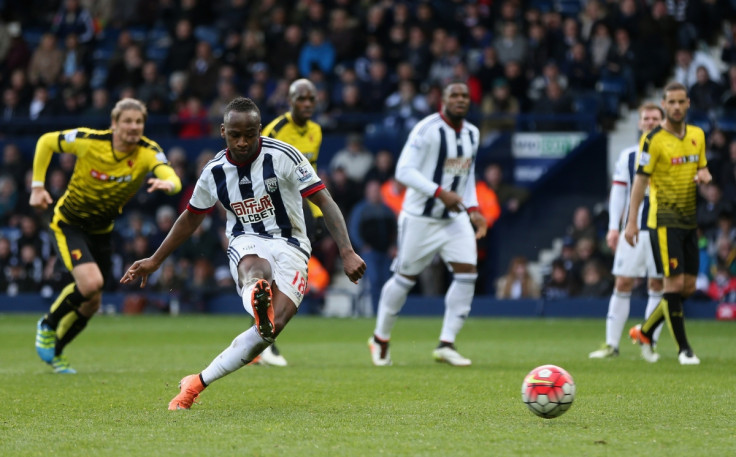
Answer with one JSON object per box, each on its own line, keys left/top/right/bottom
{"left": 443, "top": 157, "right": 472, "bottom": 175}
{"left": 89, "top": 169, "right": 132, "bottom": 183}
{"left": 670, "top": 155, "right": 699, "bottom": 165}
{"left": 231, "top": 195, "right": 275, "bottom": 223}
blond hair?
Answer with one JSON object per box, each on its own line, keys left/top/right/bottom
{"left": 111, "top": 98, "right": 148, "bottom": 123}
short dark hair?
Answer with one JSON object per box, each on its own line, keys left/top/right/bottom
{"left": 662, "top": 82, "right": 688, "bottom": 98}
{"left": 224, "top": 97, "right": 260, "bottom": 121}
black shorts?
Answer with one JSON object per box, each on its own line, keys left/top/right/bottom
{"left": 49, "top": 215, "right": 113, "bottom": 284}
{"left": 648, "top": 226, "right": 699, "bottom": 277}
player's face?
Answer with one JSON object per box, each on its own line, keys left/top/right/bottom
{"left": 442, "top": 83, "right": 470, "bottom": 120}
{"left": 291, "top": 87, "right": 316, "bottom": 122}
{"left": 661, "top": 89, "right": 690, "bottom": 124}
{"left": 638, "top": 108, "right": 663, "bottom": 132}
{"left": 221, "top": 110, "right": 262, "bottom": 162}
{"left": 112, "top": 109, "right": 145, "bottom": 146}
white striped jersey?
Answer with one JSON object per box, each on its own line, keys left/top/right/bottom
{"left": 187, "top": 137, "right": 325, "bottom": 259}
{"left": 395, "top": 112, "right": 480, "bottom": 219}
{"left": 612, "top": 144, "right": 649, "bottom": 230}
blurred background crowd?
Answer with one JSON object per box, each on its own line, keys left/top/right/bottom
{"left": 2, "top": 0, "right": 736, "bottom": 312}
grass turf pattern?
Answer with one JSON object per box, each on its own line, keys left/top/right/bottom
{"left": 1, "top": 314, "right": 734, "bottom": 456}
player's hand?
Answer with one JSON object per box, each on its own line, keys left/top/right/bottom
{"left": 437, "top": 189, "right": 464, "bottom": 212}
{"left": 120, "top": 257, "right": 161, "bottom": 288}
{"left": 29, "top": 187, "right": 53, "bottom": 210}
{"left": 342, "top": 251, "right": 366, "bottom": 284}
{"left": 606, "top": 229, "right": 619, "bottom": 251}
{"left": 694, "top": 168, "right": 712, "bottom": 185}
{"left": 623, "top": 222, "right": 638, "bottom": 247}
{"left": 147, "top": 178, "right": 175, "bottom": 193}
{"left": 469, "top": 211, "right": 487, "bottom": 239}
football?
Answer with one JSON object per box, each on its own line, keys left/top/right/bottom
{"left": 521, "top": 364, "right": 576, "bottom": 419}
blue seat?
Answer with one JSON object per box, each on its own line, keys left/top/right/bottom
{"left": 573, "top": 92, "right": 602, "bottom": 117}
{"left": 596, "top": 77, "right": 628, "bottom": 97}
{"left": 193, "top": 25, "right": 220, "bottom": 48}
{"left": 556, "top": 0, "right": 582, "bottom": 16}
{"left": 688, "top": 111, "right": 712, "bottom": 136}
{"left": 716, "top": 116, "right": 736, "bottom": 133}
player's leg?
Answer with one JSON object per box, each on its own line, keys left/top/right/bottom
{"left": 646, "top": 277, "right": 664, "bottom": 346}
{"left": 434, "top": 216, "right": 477, "bottom": 366}
{"left": 591, "top": 275, "right": 633, "bottom": 358}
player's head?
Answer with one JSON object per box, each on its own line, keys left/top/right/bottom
{"left": 637, "top": 102, "right": 664, "bottom": 132}
{"left": 661, "top": 81, "right": 690, "bottom": 124}
{"left": 289, "top": 79, "right": 317, "bottom": 123}
{"left": 222, "top": 97, "right": 262, "bottom": 161}
{"left": 441, "top": 82, "right": 470, "bottom": 122}
{"left": 111, "top": 98, "right": 147, "bottom": 147}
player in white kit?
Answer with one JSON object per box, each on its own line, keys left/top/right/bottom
{"left": 369, "top": 82, "right": 487, "bottom": 366}
{"left": 589, "top": 102, "right": 664, "bottom": 359}
{"left": 121, "top": 97, "right": 365, "bottom": 409}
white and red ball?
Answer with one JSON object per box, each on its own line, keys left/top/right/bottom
{"left": 521, "top": 364, "right": 575, "bottom": 419}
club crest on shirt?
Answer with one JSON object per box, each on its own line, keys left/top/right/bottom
{"left": 265, "top": 177, "right": 279, "bottom": 192}
{"left": 295, "top": 164, "right": 313, "bottom": 183}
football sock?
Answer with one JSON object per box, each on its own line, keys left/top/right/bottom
{"left": 439, "top": 273, "right": 476, "bottom": 343}
{"left": 646, "top": 289, "right": 664, "bottom": 345}
{"left": 240, "top": 278, "right": 261, "bottom": 320}
{"left": 45, "top": 283, "right": 86, "bottom": 329}
{"left": 374, "top": 274, "right": 415, "bottom": 340}
{"left": 55, "top": 310, "right": 89, "bottom": 356}
{"left": 200, "top": 327, "right": 270, "bottom": 386}
{"left": 662, "top": 292, "right": 691, "bottom": 353}
{"left": 605, "top": 290, "right": 631, "bottom": 349}
{"left": 641, "top": 297, "right": 665, "bottom": 339}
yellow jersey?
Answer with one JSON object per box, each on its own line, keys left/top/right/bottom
{"left": 637, "top": 125, "right": 707, "bottom": 229}
{"left": 262, "top": 112, "right": 323, "bottom": 217}
{"left": 32, "top": 128, "right": 181, "bottom": 233}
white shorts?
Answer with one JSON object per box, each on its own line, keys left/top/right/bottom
{"left": 391, "top": 211, "right": 477, "bottom": 276}
{"left": 227, "top": 235, "right": 310, "bottom": 308}
{"left": 612, "top": 230, "right": 661, "bottom": 278}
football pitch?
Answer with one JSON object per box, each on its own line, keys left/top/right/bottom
{"left": 1, "top": 314, "right": 734, "bottom": 456}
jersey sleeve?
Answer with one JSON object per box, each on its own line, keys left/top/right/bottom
{"left": 32, "top": 129, "right": 82, "bottom": 187}
{"left": 462, "top": 160, "right": 479, "bottom": 210}
{"left": 187, "top": 168, "right": 218, "bottom": 213}
{"left": 637, "top": 132, "right": 657, "bottom": 175}
{"left": 612, "top": 149, "right": 630, "bottom": 186}
{"left": 286, "top": 153, "right": 324, "bottom": 197}
{"left": 395, "top": 126, "right": 441, "bottom": 196}
{"left": 697, "top": 129, "right": 707, "bottom": 168}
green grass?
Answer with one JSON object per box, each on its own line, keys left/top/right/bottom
{"left": 1, "top": 314, "right": 734, "bottom": 457}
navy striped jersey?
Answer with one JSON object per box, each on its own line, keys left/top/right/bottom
{"left": 395, "top": 112, "right": 480, "bottom": 219}
{"left": 187, "top": 137, "right": 325, "bottom": 256}
{"left": 611, "top": 144, "right": 650, "bottom": 230}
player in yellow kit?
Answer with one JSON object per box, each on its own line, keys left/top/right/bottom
{"left": 258, "top": 79, "right": 322, "bottom": 366}
{"left": 32, "top": 98, "right": 181, "bottom": 373}
{"left": 625, "top": 82, "right": 711, "bottom": 365}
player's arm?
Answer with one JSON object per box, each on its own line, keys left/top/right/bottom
{"left": 462, "top": 160, "right": 487, "bottom": 239}
{"left": 121, "top": 209, "right": 206, "bottom": 287}
{"left": 30, "top": 131, "right": 65, "bottom": 210}
{"left": 607, "top": 182, "right": 626, "bottom": 251}
{"left": 148, "top": 163, "right": 182, "bottom": 195}
{"left": 624, "top": 173, "right": 648, "bottom": 247}
{"left": 695, "top": 130, "right": 712, "bottom": 185}
{"left": 309, "top": 188, "right": 366, "bottom": 284}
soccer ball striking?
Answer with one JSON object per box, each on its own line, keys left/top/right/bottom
{"left": 521, "top": 364, "right": 576, "bottom": 419}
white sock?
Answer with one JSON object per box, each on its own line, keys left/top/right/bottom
{"left": 606, "top": 290, "right": 631, "bottom": 349}
{"left": 200, "top": 326, "right": 269, "bottom": 385}
{"left": 439, "top": 273, "right": 477, "bottom": 343}
{"left": 374, "top": 274, "right": 415, "bottom": 340}
{"left": 645, "top": 289, "right": 664, "bottom": 345}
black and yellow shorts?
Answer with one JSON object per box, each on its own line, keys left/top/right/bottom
{"left": 648, "top": 226, "right": 699, "bottom": 277}
{"left": 49, "top": 215, "right": 113, "bottom": 283}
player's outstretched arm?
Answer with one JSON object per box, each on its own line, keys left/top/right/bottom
{"left": 309, "top": 188, "right": 366, "bottom": 283}
{"left": 121, "top": 209, "right": 206, "bottom": 287}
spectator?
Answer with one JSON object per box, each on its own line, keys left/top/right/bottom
{"left": 493, "top": 21, "right": 527, "bottom": 66}
{"left": 689, "top": 65, "right": 724, "bottom": 117}
{"left": 164, "top": 19, "right": 197, "bottom": 74}
{"left": 106, "top": 44, "right": 145, "bottom": 96}
{"left": 51, "top": 0, "right": 95, "bottom": 47}
{"left": 348, "top": 179, "right": 397, "bottom": 312}
{"left": 383, "top": 80, "right": 428, "bottom": 131}
{"left": 365, "top": 149, "right": 396, "bottom": 185}
{"left": 528, "top": 60, "right": 568, "bottom": 102}
{"left": 707, "top": 265, "right": 736, "bottom": 302}
{"left": 186, "top": 41, "right": 220, "bottom": 102}
{"left": 542, "top": 259, "right": 580, "bottom": 299}
{"left": 673, "top": 46, "right": 721, "bottom": 89}
{"left": 0, "top": 175, "right": 18, "bottom": 226}
{"left": 495, "top": 256, "right": 541, "bottom": 299}
{"left": 578, "top": 259, "right": 614, "bottom": 297}
{"left": 567, "top": 206, "right": 597, "bottom": 243}
{"left": 176, "top": 96, "right": 209, "bottom": 139}
{"left": 480, "top": 78, "right": 519, "bottom": 136}
{"left": 329, "top": 134, "right": 374, "bottom": 184}
{"left": 27, "top": 33, "right": 63, "bottom": 88}
{"left": 298, "top": 28, "right": 335, "bottom": 77}
{"left": 531, "top": 80, "right": 575, "bottom": 131}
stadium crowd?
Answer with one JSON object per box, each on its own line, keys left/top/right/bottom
{"left": 2, "top": 0, "right": 736, "bottom": 310}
